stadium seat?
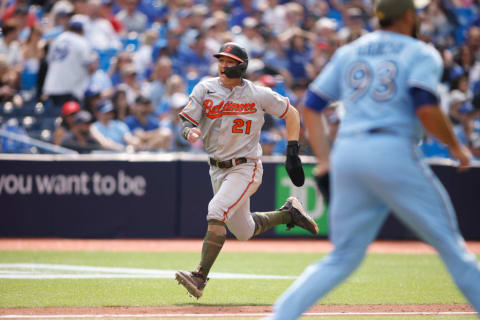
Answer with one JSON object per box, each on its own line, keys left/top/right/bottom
{"left": 1, "top": 102, "right": 17, "bottom": 117}
{"left": 22, "top": 116, "right": 36, "bottom": 131}
{"left": 16, "top": 101, "right": 38, "bottom": 117}
{"left": 34, "top": 102, "right": 46, "bottom": 116}
{"left": 121, "top": 33, "right": 140, "bottom": 52}
{"left": 96, "top": 48, "right": 118, "bottom": 72}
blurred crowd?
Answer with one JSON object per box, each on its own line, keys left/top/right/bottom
{"left": 1, "top": 0, "right": 480, "bottom": 158}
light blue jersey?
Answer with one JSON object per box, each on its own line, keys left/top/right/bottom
{"left": 309, "top": 30, "right": 442, "bottom": 139}
{"left": 92, "top": 120, "right": 130, "bottom": 146}
{"left": 267, "top": 30, "right": 480, "bottom": 320}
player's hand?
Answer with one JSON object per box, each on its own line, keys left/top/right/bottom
{"left": 187, "top": 127, "right": 202, "bottom": 143}
{"left": 285, "top": 141, "right": 305, "bottom": 187}
{"left": 450, "top": 144, "right": 471, "bottom": 172}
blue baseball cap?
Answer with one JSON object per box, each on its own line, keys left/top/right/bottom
{"left": 177, "top": 8, "right": 192, "bottom": 19}
{"left": 73, "top": 110, "right": 92, "bottom": 123}
{"left": 96, "top": 101, "right": 114, "bottom": 113}
{"left": 69, "top": 21, "right": 83, "bottom": 32}
{"left": 69, "top": 14, "right": 87, "bottom": 32}
{"left": 85, "top": 87, "right": 101, "bottom": 99}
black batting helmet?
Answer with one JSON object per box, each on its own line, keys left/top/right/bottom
{"left": 213, "top": 42, "right": 248, "bottom": 78}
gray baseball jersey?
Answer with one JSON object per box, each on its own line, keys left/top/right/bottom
{"left": 180, "top": 77, "right": 290, "bottom": 160}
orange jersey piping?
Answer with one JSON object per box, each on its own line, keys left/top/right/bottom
{"left": 180, "top": 112, "right": 199, "bottom": 126}
{"left": 279, "top": 98, "right": 290, "bottom": 119}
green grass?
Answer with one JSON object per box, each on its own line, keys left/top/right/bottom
{"left": 0, "top": 250, "right": 477, "bottom": 308}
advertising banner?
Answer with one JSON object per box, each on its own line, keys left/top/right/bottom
{"left": 0, "top": 159, "right": 177, "bottom": 238}
{"left": 0, "top": 155, "right": 478, "bottom": 239}
{"left": 274, "top": 164, "right": 329, "bottom": 236}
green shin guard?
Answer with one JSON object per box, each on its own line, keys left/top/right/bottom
{"left": 252, "top": 211, "right": 291, "bottom": 236}
{"left": 198, "top": 222, "right": 226, "bottom": 277}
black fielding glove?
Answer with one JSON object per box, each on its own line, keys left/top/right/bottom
{"left": 314, "top": 171, "right": 330, "bottom": 204}
{"left": 285, "top": 140, "right": 305, "bottom": 187}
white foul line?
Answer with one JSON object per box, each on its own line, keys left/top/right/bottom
{"left": 0, "top": 312, "right": 477, "bottom": 319}
{"left": 0, "top": 263, "right": 295, "bottom": 280}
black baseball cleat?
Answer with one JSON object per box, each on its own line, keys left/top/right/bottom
{"left": 280, "top": 196, "right": 319, "bottom": 235}
{"left": 175, "top": 270, "right": 208, "bottom": 299}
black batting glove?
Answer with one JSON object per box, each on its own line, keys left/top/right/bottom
{"left": 314, "top": 171, "right": 330, "bottom": 204}
{"left": 285, "top": 141, "right": 305, "bottom": 187}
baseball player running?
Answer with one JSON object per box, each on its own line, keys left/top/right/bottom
{"left": 175, "top": 42, "right": 318, "bottom": 299}
{"left": 266, "top": 0, "right": 480, "bottom": 319}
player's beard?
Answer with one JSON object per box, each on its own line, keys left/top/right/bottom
{"left": 219, "top": 72, "right": 242, "bottom": 88}
{"left": 219, "top": 72, "right": 228, "bottom": 85}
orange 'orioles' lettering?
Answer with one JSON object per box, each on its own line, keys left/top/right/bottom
{"left": 203, "top": 99, "right": 213, "bottom": 113}
{"left": 203, "top": 99, "right": 257, "bottom": 119}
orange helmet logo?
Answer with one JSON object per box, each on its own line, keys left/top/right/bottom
{"left": 224, "top": 45, "right": 233, "bottom": 53}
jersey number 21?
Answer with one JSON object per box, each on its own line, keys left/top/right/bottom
{"left": 232, "top": 119, "right": 252, "bottom": 134}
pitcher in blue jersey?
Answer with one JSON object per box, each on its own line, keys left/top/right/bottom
{"left": 266, "top": 0, "right": 480, "bottom": 319}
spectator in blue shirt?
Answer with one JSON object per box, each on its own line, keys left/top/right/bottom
{"left": 87, "top": 52, "right": 114, "bottom": 100}
{"left": 124, "top": 95, "right": 171, "bottom": 151}
{"left": 115, "top": 0, "right": 147, "bottom": 34}
{"left": 285, "top": 27, "right": 313, "bottom": 86}
{"left": 147, "top": 56, "right": 172, "bottom": 116}
{"left": 230, "top": 0, "right": 257, "bottom": 28}
{"left": 108, "top": 51, "right": 133, "bottom": 86}
{"left": 90, "top": 100, "right": 140, "bottom": 152}
{"left": 155, "top": 30, "right": 185, "bottom": 76}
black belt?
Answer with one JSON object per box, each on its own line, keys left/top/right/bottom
{"left": 209, "top": 157, "right": 247, "bottom": 169}
{"left": 367, "top": 128, "right": 395, "bottom": 135}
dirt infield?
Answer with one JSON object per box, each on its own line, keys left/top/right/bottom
{"left": 0, "top": 238, "right": 478, "bottom": 318}
{"left": 0, "top": 304, "right": 476, "bottom": 318}
{"left": 1, "top": 238, "right": 479, "bottom": 253}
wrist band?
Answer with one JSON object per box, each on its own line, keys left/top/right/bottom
{"left": 182, "top": 127, "right": 191, "bottom": 141}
